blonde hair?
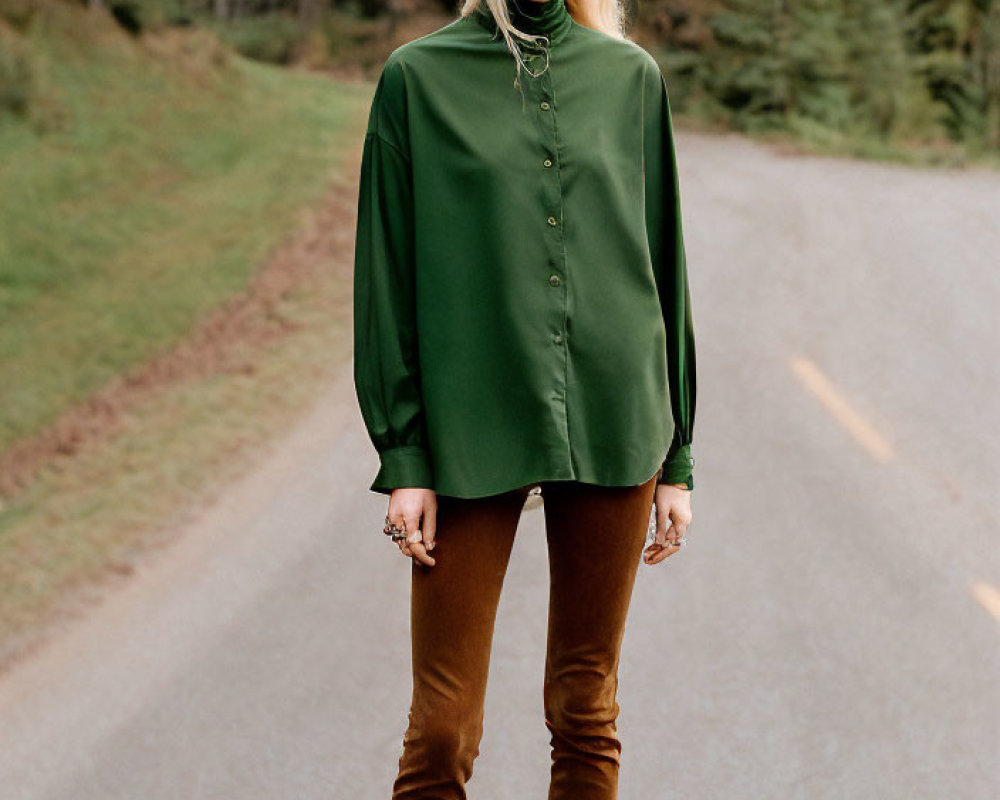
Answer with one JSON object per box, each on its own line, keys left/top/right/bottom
{"left": 459, "top": 0, "right": 626, "bottom": 87}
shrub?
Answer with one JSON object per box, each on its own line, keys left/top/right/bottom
{"left": 0, "top": 25, "right": 34, "bottom": 118}
{"left": 213, "top": 13, "right": 301, "bottom": 65}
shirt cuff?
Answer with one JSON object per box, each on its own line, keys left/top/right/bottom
{"left": 657, "top": 443, "right": 695, "bottom": 490}
{"left": 370, "top": 445, "right": 435, "bottom": 494}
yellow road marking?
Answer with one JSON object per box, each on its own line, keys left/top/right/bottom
{"left": 972, "top": 582, "right": 1000, "bottom": 624}
{"left": 790, "top": 356, "right": 894, "bottom": 462}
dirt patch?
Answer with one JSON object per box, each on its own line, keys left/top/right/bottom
{"left": 0, "top": 156, "right": 362, "bottom": 500}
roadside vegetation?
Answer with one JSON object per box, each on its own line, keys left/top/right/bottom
{"left": 47, "top": 0, "right": 999, "bottom": 166}
{"left": 0, "top": 0, "right": 369, "bottom": 667}
{"left": 0, "top": 0, "right": 368, "bottom": 453}
{"left": 639, "top": 0, "right": 1000, "bottom": 168}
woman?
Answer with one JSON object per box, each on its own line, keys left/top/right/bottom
{"left": 352, "top": 0, "right": 697, "bottom": 796}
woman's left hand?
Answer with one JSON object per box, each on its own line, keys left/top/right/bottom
{"left": 643, "top": 483, "right": 692, "bottom": 565}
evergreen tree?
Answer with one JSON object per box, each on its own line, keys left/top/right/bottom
{"left": 906, "top": 0, "right": 1000, "bottom": 149}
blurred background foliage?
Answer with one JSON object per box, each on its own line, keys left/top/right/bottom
{"left": 642, "top": 0, "right": 1000, "bottom": 160}
{"left": 3, "top": 0, "right": 998, "bottom": 159}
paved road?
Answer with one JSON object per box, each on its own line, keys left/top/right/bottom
{"left": 1, "top": 132, "right": 999, "bottom": 799}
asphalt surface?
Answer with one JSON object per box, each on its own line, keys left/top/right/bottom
{"left": 1, "top": 131, "right": 998, "bottom": 799}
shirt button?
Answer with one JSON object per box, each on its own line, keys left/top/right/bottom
{"left": 547, "top": 216, "right": 558, "bottom": 226}
{"left": 549, "top": 274, "right": 561, "bottom": 286}
{"left": 553, "top": 332, "right": 564, "bottom": 344}
{"left": 540, "top": 101, "right": 550, "bottom": 110}
{"left": 543, "top": 158, "right": 553, "bottom": 168}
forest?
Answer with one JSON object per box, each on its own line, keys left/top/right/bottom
{"left": 647, "top": 0, "right": 1000, "bottom": 159}
{"left": 5, "top": 0, "right": 994, "bottom": 160}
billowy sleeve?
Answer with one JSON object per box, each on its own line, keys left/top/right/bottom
{"left": 353, "top": 62, "right": 434, "bottom": 495}
{"left": 643, "top": 61, "right": 697, "bottom": 490}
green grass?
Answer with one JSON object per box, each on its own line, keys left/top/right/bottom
{"left": 0, "top": 2, "right": 374, "bottom": 666}
{"left": 0, "top": 3, "right": 370, "bottom": 450}
{"left": 0, "top": 229, "right": 358, "bottom": 662}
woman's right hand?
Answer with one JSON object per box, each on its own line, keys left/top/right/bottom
{"left": 387, "top": 488, "right": 438, "bottom": 567}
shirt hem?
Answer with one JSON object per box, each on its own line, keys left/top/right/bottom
{"left": 430, "top": 460, "right": 664, "bottom": 500}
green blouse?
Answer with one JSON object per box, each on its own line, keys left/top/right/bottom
{"left": 352, "top": 0, "right": 697, "bottom": 499}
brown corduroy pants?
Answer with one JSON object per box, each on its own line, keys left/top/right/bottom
{"left": 391, "top": 473, "right": 658, "bottom": 800}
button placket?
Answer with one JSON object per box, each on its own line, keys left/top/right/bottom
{"left": 538, "top": 80, "right": 563, "bottom": 343}
{"left": 529, "top": 58, "right": 571, "bottom": 464}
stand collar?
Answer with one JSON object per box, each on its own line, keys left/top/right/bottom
{"left": 472, "top": 0, "right": 575, "bottom": 46}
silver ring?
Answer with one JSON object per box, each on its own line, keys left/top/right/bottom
{"left": 390, "top": 531, "right": 407, "bottom": 542}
